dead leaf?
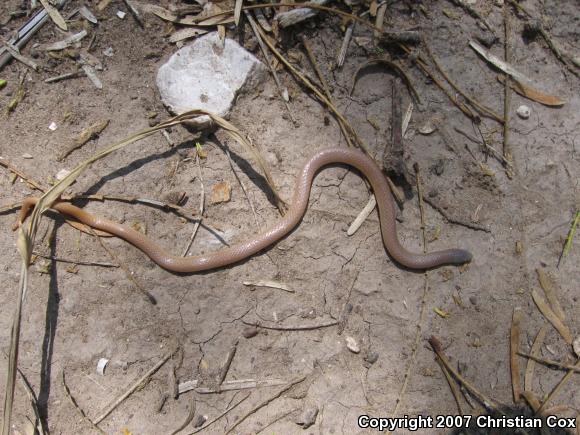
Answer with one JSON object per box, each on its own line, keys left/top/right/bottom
{"left": 498, "top": 75, "right": 566, "bottom": 107}
{"left": 210, "top": 181, "right": 231, "bottom": 204}
{"left": 39, "top": 0, "right": 67, "bottom": 30}
{"left": 531, "top": 289, "right": 572, "bottom": 345}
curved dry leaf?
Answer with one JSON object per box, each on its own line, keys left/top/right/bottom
{"left": 497, "top": 75, "right": 566, "bottom": 107}
{"left": 532, "top": 289, "right": 572, "bottom": 345}
{"left": 169, "top": 27, "right": 208, "bottom": 43}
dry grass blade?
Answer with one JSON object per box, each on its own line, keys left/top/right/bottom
{"left": 2, "top": 109, "right": 283, "bottom": 434}
{"left": 510, "top": 309, "right": 523, "bottom": 403}
{"left": 536, "top": 269, "right": 566, "bottom": 321}
{"left": 519, "top": 352, "right": 580, "bottom": 374}
{"left": 531, "top": 289, "right": 572, "bottom": 345}
{"left": 537, "top": 358, "right": 580, "bottom": 415}
{"left": 524, "top": 325, "right": 548, "bottom": 391}
{"left": 58, "top": 119, "right": 110, "bottom": 161}
{"left": 558, "top": 210, "right": 579, "bottom": 268}
{"left": 39, "top": 0, "right": 67, "bottom": 30}
{"left": 234, "top": 0, "right": 243, "bottom": 26}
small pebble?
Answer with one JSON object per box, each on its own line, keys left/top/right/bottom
{"left": 295, "top": 405, "right": 319, "bottom": 429}
{"left": 345, "top": 336, "right": 360, "bottom": 353}
{"left": 516, "top": 105, "right": 531, "bottom": 119}
{"left": 103, "top": 47, "right": 114, "bottom": 57}
{"left": 193, "top": 415, "right": 207, "bottom": 428}
{"left": 48, "top": 121, "right": 57, "bottom": 131}
{"left": 116, "top": 10, "right": 126, "bottom": 19}
{"left": 55, "top": 169, "right": 71, "bottom": 181}
{"left": 242, "top": 326, "right": 258, "bottom": 338}
{"left": 469, "top": 296, "right": 478, "bottom": 305}
{"left": 364, "top": 351, "right": 379, "bottom": 365}
{"left": 22, "top": 153, "right": 33, "bottom": 159}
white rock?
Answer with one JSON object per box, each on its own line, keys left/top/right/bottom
{"left": 345, "top": 336, "right": 360, "bottom": 353}
{"left": 156, "top": 32, "right": 267, "bottom": 128}
{"left": 48, "top": 121, "right": 57, "bottom": 131}
{"left": 516, "top": 105, "right": 531, "bottom": 119}
{"left": 55, "top": 169, "right": 71, "bottom": 181}
{"left": 116, "top": 10, "right": 126, "bottom": 19}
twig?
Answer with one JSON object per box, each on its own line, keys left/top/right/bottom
{"left": 0, "top": 157, "right": 46, "bottom": 192}
{"left": 421, "top": 38, "right": 502, "bottom": 123}
{"left": 436, "top": 359, "right": 465, "bottom": 415}
{"left": 389, "top": 164, "right": 431, "bottom": 427}
{"left": 182, "top": 155, "right": 205, "bottom": 256}
{"left": 448, "top": 0, "right": 495, "bottom": 34}
{"left": 429, "top": 336, "right": 505, "bottom": 411}
{"left": 518, "top": 352, "right": 580, "bottom": 374}
{"left": 32, "top": 251, "right": 118, "bottom": 268}
{"left": 57, "top": 119, "right": 110, "bottom": 162}
{"left": 178, "top": 378, "right": 288, "bottom": 395}
{"left": 337, "top": 21, "right": 354, "bottom": 68}
{"left": 187, "top": 393, "right": 250, "bottom": 434}
{"left": 62, "top": 370, "right": 106, "bottom": 434}
{"left": 93, "top": 351, "right": 173, "bottom": 424}
{"left": 255, "top": 407, "right": 300, "bottom": 434}
{"left": 45, "top": 70, "right": 85, "bottom": 83}
{"left": 218, "top": 340, "right": 239, "bottom": 387}
{"left": 170, "top": 394, "right": 196, "bottom": 435}
{"left": 423, "top": 197, "right": 491, "bottom": 232}
{"left": 242, "top": 319, "right": 338, "bottom": 331}
{"left": 503, "top": 2, "right": 512, "bottom": 169}
{"left": 254, "top": 24, "right": 368, "bottom": 153}
{"left": 302, "top": 35, "right": 353, "bottom": 148}
{"left": 225, "top": 376, "right": 306, "bottom": 434}
{"left": 245, "top": 11, "right": 296, "bottom": 124}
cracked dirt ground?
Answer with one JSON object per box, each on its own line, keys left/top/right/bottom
{"left": 0, "top": 0, "right": 578, "bottom": 434}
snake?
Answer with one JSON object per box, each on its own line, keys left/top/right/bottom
{"left": 15, "top": 148, "right": 472, "bottom": 272}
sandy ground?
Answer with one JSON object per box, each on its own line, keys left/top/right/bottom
{"left": 0, "top": 0, "right": 578, "bottom": 434}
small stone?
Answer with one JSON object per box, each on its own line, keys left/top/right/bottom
{"left": 469, "top": 296, "right": 478, "bottom": 305}
{"left": 242, "top": 326, "right": 258, "bottom": 338}
{"left": 22, "top": 153, "right": 33, "bottom": 159}
{"left": 156, "top": 32, "right": 267, "bottom": 128}
{"left": 55, "top": 169, "right": 71, "bottom": 181}
{"left": 516, "top": 105, "right": 531, "bottom": 119}
{"left": 103, "top": 47, "right": 114, "bottom": 57}
{"left": 295, "top": 405, "right": 319, "bottom": 429}
{"left": 364, "top": 351, "right": 379, "bottom": 365}
{"left": 116, "top": 10, "right": 126, "bottom": 19}
{"left": 345, "top": 336, "right": 360, "bottom": 353}
{"left": 210, "top": 181, "right": 231, "bottom": 204}
{"left": 48, "top": 121, "right": 57, "bottom": 131}
{"left": 193, "top": 415, "right": 207, "bottom": 428}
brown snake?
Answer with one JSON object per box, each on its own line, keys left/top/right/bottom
{"left": 15, "top": 148, "right": 472, "bottom": 272}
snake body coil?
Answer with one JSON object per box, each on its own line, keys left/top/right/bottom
{"left": 17, "top": 148, "right": 472, "bottom": 272}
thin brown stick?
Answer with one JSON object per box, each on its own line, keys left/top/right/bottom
{"left": 423, "top": 196, "right": 491, "bottom": 232}
{"left": 422, "top": 39, "right": 502, "bottom": 122}
{"left": 429, "top": 336, "right": 505, "bottom": 411}
{"left": 218, "top": 340, "right": 239, "bottom": 387}
{"left": 301, "top": 35, "right": 353, "bottom": 149}
{"left": 225, "top": 376, "right": 306, "bottom": 434}
{"left": 245, "top": 11, "right": 296, "bottom": 124}
{"left": 436, "top": 359, "right": 466, "bottom": 415}
{"left": 62, "top": 371, "right": 106, "bottom": 434}
{"left": 32, "top": 251, "right": 118, "bottom": 268}
{"left": 254, "top": 24, "right": 368, "bottom": 153}
{"left": 510, "top": 309, "right": 523, "bottom": 403}
{"left": 503, "top": 2, "right": 513, "bottom": 175}
{"left": 519, "top": 352, "right": 580, "bottom": 374}
{"left": 182, "top": 155, "right": 204, "bottom": 256}
{"left": 187, "top": 392, "right": 250, "bottom": 434}
{"left": 242, "top": 319, "right": 338, "bottom": 331}
{"left": 0, "top": 157, "right": 46, "bottom": 192}
{"left": 93, "top": 351, "right": 173, "bottom": 424}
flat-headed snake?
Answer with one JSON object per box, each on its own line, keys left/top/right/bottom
{"left": 15, "top": 148, "right": 472, "bottom": 272}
